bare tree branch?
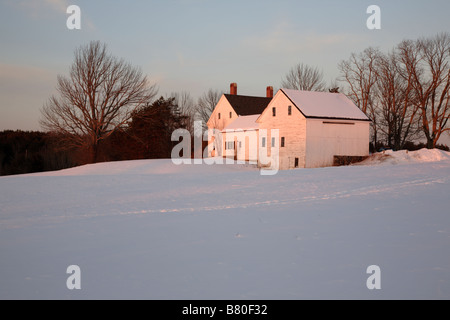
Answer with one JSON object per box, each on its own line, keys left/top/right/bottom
{"left": 169, "top": 91, "right": 196, "bottom": 133}
{"left": 196, "top": 89, "right": 223, "bottom": 129}
{"left": 338, "top": 47, "right": 381, "bottom": 147}
{"left": 40, "top": 41, "right": 157, "bottom": 162}
{"left": 281, "top": 63, "right": 326, "bottom": 92}
{"left": 399, "top": 33, "right": 450, "bottom": 148}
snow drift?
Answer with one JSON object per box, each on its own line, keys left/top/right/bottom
{"left": 358, "top": 148, "right": 450, "bottom": 166}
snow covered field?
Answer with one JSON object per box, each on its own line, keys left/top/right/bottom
{"left": 1, "top": 149, "right": 450, "bottom": 299}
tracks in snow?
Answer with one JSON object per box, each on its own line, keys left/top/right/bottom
{"left": 1, "top": 175, "right": 447, "bottom": 230}
{"left": 120, "top": 176, "right": 449, "bottom": 216}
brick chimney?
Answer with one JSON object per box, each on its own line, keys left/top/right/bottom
{"left": 266, "top": 86, "right": 273, "bottom": 98}
{"left": 230, "top": 83, "right": 237, "bottom": 95}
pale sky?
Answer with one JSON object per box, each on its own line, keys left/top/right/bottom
{"left": 1, "top": 0, "right": 450, "bottom": 131}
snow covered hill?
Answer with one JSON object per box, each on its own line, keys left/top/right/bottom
{"left": 1, "top": 149, "right": 450, "bottom": 299}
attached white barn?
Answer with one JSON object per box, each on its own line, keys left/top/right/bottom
{"left": 222, "top": 115, "right": 260, "bottom": 162}
{"left": 207, "top": 84, "right": 371, "bottom": 170}
{"left": 258, "top": 89, "right": 371, "bottom": 169}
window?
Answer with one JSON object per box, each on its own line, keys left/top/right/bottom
{"left": 272, "top": 107, "right": 276, "bottom": 117}
{"left": 239, "top": 141, "right": 242, "bottom": 149}
{"left": 271, "top": 137, "right": 275, "bottom": 147}
{"left": 281, "top": 137, "right": 285, "bottom": 147}
{"left": 288, "top": 105, "right": 292, "bottom": 115}
{"left": 262, "top": 137, "right": 266, "bottom": 147}
{"left": 218, "top": 113, "right": 221, "bottom": 120}
{"left": 295, "top": 157, "right": 299, "bottom": 168}
{"left": 229, "top": 112, "right": 232, "bottom": 118}
{"left": 226, "top": 141, "right": 235, "bottom": 150}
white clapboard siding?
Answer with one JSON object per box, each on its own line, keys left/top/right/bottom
{"left": 207, "top": 95, "right": 238, "bottom": 157}
{"left": 305, "top": 119, "right": 370, "bottom": 168}
{"left": 257, "top": 90, "right": 307, "bottom": 170}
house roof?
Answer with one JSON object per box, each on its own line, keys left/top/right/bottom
{"left": 224, "top": 94, "right": 272, "bottom": 116}
{"left": 223, "top": 115, "right": 260, "bottom": 132}
{"left": 281, "top": 89, "right": 371, "bottom": 121}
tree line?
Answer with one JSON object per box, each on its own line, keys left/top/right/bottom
{"left": 281, "top": 33, "right": 450, "bottom": 151}
{"left": 0, "top": 96, "right": 194, "bottom": 176}
{"left": 2, "top": 34, "right": 449, "bottom": 175}
{"left": 339, "top": 33, "right": 450, "bottom": 150}
{"left": 0, "top": 130, "right": 74, "bottom": 176}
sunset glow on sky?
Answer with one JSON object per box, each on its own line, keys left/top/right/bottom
{"left": 1, "top": 0, "right": 449, "bottom": 132}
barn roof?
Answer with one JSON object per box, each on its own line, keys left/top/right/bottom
{"left": 224, "top": 94, "right": 272, "bottom": 116}
{"left": 223, "top": 115, "right": 260, "bottom": 132}
{"left": 281, "top": 89, "right": 371, "bottom": 121}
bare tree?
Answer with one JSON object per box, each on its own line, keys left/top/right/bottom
{"left": 338, "top": 47, "right": 381, "bottom": 147}
{"left": 196, "top": 88, "right": 223, "bottom": 128}
{"left": 338, "top": 47, "right": 380, "bottom": 114}
{"left": 170, "top": 91, "right": 196, "bottom": 133}
{"left": 339, "top": 34, "right": 450, "bottom": 150}
{"left": 402, "top": 33, "right": 450, "bottom": 148}
{"left": 374, "top": 50, "right": 421, "bottom": 150}
{"left": 40, "top": 41, "right": 157, "bottom": 163}
{"left": 281, "top": 63, "right": 326, "bottom": 91}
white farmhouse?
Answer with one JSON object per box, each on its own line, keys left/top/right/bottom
{"left": 207, "top": 84, "right": 371, "bottom": 170}
{"left": 206, "top": 83, "right": 271, "bottom": 158}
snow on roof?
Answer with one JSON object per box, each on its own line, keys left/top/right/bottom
{"left": 223, "top": 115, "right": 260, "bottom": 132}
{"left": 281, "top": 89, "right": 370, "bottom": 121}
